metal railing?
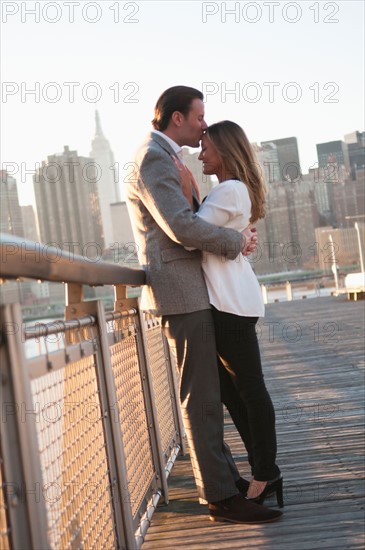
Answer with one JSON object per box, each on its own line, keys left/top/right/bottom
{"left": 0, "top": 234, "right": 185, "bottom": 550}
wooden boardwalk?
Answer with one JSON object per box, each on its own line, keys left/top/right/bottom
{"left": 143, "top": 296, "right": 365, "bottom": 550}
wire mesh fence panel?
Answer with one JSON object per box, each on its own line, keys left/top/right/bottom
{"left": 2, "top": 298, "right": 181, "bottom": 549}
{"left": 31, "top": 352, "right": 117, "bottom": 550}
{"left": 142, "top": 316, "right": 180, "bottom": 466}
{"left": 110, "top": 333, "right": 155, "bottom": 519}
{"left": 0, "top": 462, "right": 10, "bottom": 550}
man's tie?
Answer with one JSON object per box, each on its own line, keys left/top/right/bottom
{"left": 173, "top": 155, "right": 201, "bottom": 206}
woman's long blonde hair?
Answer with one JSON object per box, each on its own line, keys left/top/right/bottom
{"left": 205, "top": 121, "right": 267, "bottom": 222}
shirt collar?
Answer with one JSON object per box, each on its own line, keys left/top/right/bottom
{"left": 152, "top": 129, "right": 182, "bottom": 157}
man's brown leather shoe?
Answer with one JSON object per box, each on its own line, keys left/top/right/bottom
{"left": 208, "top": 493, "right": 282, "bottom": 524}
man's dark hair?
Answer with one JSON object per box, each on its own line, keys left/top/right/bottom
{"left": 152, "top": 86, "right": 204, "bottom": 131}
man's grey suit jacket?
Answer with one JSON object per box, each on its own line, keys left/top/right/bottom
{"left": 126, "top": 132, "right": 243, "bottom": 316}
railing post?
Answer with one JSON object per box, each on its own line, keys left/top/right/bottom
{"left": 64, "top": 283, "right": 86, "bottom": 344}
{"left": 261, "top": 283, "right": 268, "bottom": 304}
{"left": 0, "top": 304, "right": 50, "bottom": 550}
{"left": 286, "top": 281, "right": 293, "bottom": 301}
{"left": 94, "top": 300, "right": 136, "bottom": 550}
{"left": 65, "top": 282, "right": 83, "bottom": 306}
{"left": 135, "top": 307, "right": 170, "bottom": 505}
{"left": 114, "top": 284, "right": 127, "bottom": 303}
{"left": 114, "top": 284, "right": 170, "bottom": 504}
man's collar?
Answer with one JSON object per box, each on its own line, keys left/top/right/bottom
{"left": 152, "top": 130, "right": 182, "bottom": 156}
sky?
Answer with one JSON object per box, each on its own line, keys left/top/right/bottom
{"left": 1, "top": 0, "right": 364, "bottom": 206}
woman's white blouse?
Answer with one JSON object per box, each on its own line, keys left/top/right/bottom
{"left": 197, "top": 179, "right": 265, "bottom": 317}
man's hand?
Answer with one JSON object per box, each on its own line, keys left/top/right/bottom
{"left": 242, "top": 225, "right": 258, "bottom": 256}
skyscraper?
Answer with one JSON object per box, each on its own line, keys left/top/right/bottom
{"left": 0, "top": 171, "right": 31, "bottom": 307}
{"left": 332, "top": 174, "right": 365, "bottom": 228}
{"left": 313, "top": 179, "right": 336, "bottom": 226}
{"left": 90, "top": 111, "right": 120, "bottom": 249}
{"left": 261, "top": 137, "right": 301, "bottom": 182}
{"left": 21, "top": 205, "right": 39, "bottom": 242}
{"left": 254, "top": 180, "right": 318, "bottom": 274}
{"left": 315, "top": 138, "right": 351, "bottom": 225}
{"left": 316, "top": 139, "right": 350, "bottom": 181}
{"left": 254, "top": 142, "right": 280, "bottom": 185}
{"left": 0, "top": 170, "right": 25, "bottom": 237}
{"left": 33, "top": 146, "right": 104, "bottom": 255}
{"left": 344, "top": 131, "right": 365, "bottom": 180}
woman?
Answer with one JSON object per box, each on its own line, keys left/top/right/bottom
{"left": 194, "top": 120, "right": 283, "bottom": 507}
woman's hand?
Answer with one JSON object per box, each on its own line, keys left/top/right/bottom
{"left": 242, "top": 225, "right": 258, "bottom": 256}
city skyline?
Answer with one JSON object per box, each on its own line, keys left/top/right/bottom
{"left": 2, "top": 1, "right": 364, "bottom": 207}
{"left": 3, "top": 106, "right": 363, "bottom": 207}
{"left": 3, "top": 122, "right": 362, "bottom": 274}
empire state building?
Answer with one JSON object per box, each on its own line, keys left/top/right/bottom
{"left": 90, "top": 111, "right": 120, "bottom": 249}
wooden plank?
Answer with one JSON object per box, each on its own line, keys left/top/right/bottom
{"left": 142, "top": 297, "right": 365, "bottom": 550}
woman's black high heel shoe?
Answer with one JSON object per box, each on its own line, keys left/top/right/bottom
{"left": 248, "top": 475, "right": 284, "bottom": 508}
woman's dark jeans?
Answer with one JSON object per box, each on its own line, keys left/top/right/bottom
{"left": 212, "top": 306, "right": 280, "bottom": 481}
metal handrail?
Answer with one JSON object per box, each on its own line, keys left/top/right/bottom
{"left": 0, "top": 233, "right": 146, "bottom": 286}
{"left": 0, "top": 233, "right": 186, "bottom": 550}
{"left": 24, "top": 309, "right": 138, "bottom": 339}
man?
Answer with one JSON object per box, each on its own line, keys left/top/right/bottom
{"left": 127, "top": 86, "right": 281, "bottom": 523}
